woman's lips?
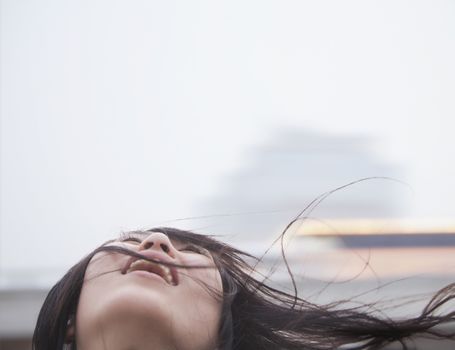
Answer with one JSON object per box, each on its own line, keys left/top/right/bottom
{"left": 122, "top": 251, "right": 179, "bottom": 286}
{"left": 127, "top": 259, "right": 176, "bottom": 285}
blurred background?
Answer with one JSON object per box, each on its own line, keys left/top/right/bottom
{"left": 1, "top": 1, "right": 455, "bottom": 349}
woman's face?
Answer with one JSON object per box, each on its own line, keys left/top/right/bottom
{"left": 74, "top": 231, "right": 223, "bottom": 350}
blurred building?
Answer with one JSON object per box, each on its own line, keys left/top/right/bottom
{"left": 196, "top": 129, "right": 406, "bottom": 243}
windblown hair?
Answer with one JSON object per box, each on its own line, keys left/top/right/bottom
{"left": 33, "top": 225, "right": 455, "bottom": 350}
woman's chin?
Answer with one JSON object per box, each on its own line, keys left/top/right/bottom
{"left": 76, "top": 284, "right": 173, "bottom": 342}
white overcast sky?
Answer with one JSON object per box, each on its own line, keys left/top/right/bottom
{"left": 1, "top": 0, "right": 455, "bottom": 279}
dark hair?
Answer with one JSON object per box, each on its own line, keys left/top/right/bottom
{"left": 33, "top": 226, "right": 455, "bottom": 350}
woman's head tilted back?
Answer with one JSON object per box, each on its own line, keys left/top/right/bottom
{"left": 34, "top": 227, "right": 455, "bottom": 350}
{"left": 78, "top": 229, "right": 225, "bottom": 350}
{"left": 33, "top": 227, "right": 246, "bottom": 350}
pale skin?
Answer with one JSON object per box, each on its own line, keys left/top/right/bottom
{"left": 70, "top": 232, "right": 223, "bottom": 350}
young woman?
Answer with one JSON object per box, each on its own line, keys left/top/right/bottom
{"left": 33, "top": 226, "right": 455, "bottom": 350}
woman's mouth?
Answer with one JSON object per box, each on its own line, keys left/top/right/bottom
{"left": 126, "top": 259, "right": 178, "bottom": 286}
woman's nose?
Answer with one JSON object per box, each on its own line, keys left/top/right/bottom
{"left": 139, "top": 232, "right": 175, "bottom": 257}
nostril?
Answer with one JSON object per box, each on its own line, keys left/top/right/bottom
{"left": 144, "top": 242, "right": 153, "bottom": 250}
{"left": 160, "top": 243, "right": 170, "bottom": 253}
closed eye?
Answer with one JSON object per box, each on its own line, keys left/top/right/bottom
{"left": 119, "top": 237, "right": 142, "bottom": 244}
{"left": 179, "top": 244, "right": 208, "bottom": 255}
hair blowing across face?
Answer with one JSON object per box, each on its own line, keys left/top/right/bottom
{"left": 33, "top": 227, "right": 455, "bottom": 350}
